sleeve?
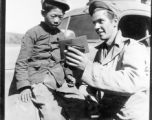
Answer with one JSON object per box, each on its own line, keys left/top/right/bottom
{"left": 65, "top": 68, "right": 73, "bottom": 76}
{"left": 59, "top": 30, "right": 73, "bottom": 77}
{"left": 61, "top": 61, "right": 73, "bottom": 77}
{"left": 81, "top": 43, "right": 149, "bottom": 96}
{"left": 15, "top": 31, "right": 35, "bottom": 90}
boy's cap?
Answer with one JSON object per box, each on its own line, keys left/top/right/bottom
{"left": 89, "top": 0, "right": 121, "bottom": 19}
{"left": 41, "top": 0, "right": 70, "bottom": 11}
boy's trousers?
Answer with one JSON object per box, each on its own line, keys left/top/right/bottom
{"left": 31, "top": 72, "right": 85, "bottom": 120}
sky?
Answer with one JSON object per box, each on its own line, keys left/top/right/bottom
{"left": 6, "top": 0, "right": 89, "bottom": 34}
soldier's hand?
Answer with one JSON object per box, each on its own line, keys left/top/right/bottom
{"left": 18, "top": 88, "right": 32, "bottom": 103}
{"left": 64, "top": 46, "right": 89, "bottom": 71}
{"left": 66, "top": 75, "right": 76, "bottom": 87}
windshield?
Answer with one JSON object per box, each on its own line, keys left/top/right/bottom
{"left": 119, "top": 15, "right": 151, "bottom": 47}
{"left": 68, "top": 14, "right": 99, "bottom": 40}
{"left": 59, "top": 17, "right": 68, "bottom": 29}
{"left": 59, "top": 14, "right": 151, "bottom": 46}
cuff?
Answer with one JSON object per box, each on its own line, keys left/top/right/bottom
{"left": 81, "top": 60, "right": 93, "bottom": 83}
{"left": 17, "top": 80, "right": 31, "bottom": 90}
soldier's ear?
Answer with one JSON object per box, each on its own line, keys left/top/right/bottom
{"left": 41, "top": 10, "right": 45, "bottom": 17}
{"left": 113, "top": 18, "right": 119, "bottom": 27}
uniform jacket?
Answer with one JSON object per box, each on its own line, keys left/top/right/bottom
{"left": 82, "top": 30, "right": 149, "bottom": 120}
{"left": 15, "top": 22, "right": 72, "bottom": 90}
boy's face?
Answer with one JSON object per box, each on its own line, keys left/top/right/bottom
{"left": 43, "top": 8, "right": 64, "bottom": 29}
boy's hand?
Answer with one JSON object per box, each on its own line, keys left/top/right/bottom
{"left": 66, "top": 75, "right": 76, "bottom": 87}
{"left": 18, "top": 88, "right": 32, "bottom": 103}
{"left": 79, "top": 85, "right": 89, "bottom": 97}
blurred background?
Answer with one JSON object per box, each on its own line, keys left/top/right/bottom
{"left": 6, "top": 0, "right": 90, "bottom": 34}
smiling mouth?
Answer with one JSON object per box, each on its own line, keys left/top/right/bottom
{"left": 98, "top": 31, "right": 104, "bottom": 35}
{"left": 96, "top": 29, "right": 104, "bottom": 34}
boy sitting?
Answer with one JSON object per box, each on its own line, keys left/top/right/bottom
{"left": 15, "top": 0, "right": 84, "bottom": 120}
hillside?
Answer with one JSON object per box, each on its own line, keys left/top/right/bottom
{"left": 5, "top": 32, "right": 24, "bottom": 44}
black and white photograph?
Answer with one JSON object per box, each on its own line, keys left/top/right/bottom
{"left": 4, "top": 0, "right": 151, "bottom": 120}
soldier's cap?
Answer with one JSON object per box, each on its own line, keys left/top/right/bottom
{"left": 89, "top": 0, "right": 121, "bottom": 20}
{"left": 41, "top": 0, "right": 70, "bottom": 11}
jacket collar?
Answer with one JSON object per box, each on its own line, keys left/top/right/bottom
{"left": 40, "top": 22, "right": 60, "bottom": 35}
{"left": 95, "top": 30, "right": 127, "bottom": 65}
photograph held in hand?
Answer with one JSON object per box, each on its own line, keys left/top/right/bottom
{"left": 65, "top": 45, "right": 85, "bottom": 70}
{"left": 59, "top": 35, "right": 89, "bottom": 59}
{"left": 65, "top": 46, "right": 90, "bottom": 71}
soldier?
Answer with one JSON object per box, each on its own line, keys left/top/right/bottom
{"left": 65, "top": 1, "right": 149, "bottom": 120}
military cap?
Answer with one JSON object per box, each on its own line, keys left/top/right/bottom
{"left": 89, "top": 0, "right": 121, "bottom": 19}
{"left": 41, "top": 0, "right": 70, "bottom": 11}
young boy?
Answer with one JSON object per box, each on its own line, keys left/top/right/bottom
{"left": 15, "top": 0, "right": 84, "bottom": 120}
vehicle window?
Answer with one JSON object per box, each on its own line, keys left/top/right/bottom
{"left": 68, "top": 14, "right": 99, "bottom": 40}
{"left": 119, "top": 15, "right": 151, "bottom": 47}
{"left": 59, "top": 17, "right": 69, "bottom": 29}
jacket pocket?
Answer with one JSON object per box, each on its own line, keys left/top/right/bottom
{"left": 28, "top": 62, "right": 42, "bottom": 79}
{"left": 50, "top": 63, "right": 65, "bottom": 86}
{"left": 51, "top": 43, "right": 59, "bottom": 50}
{"left": 28, "top": 61, "right": 42, "bottom": 70}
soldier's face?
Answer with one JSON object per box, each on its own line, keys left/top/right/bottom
{"left": 92, "top": 10, "right": 117, "bottom": 42}
{"left": 44, "top": 8, "right": 64, "bottom": 29}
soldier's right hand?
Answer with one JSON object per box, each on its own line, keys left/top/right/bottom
{"left": 18, "top": 88, "right": 32, "bottom": 103}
